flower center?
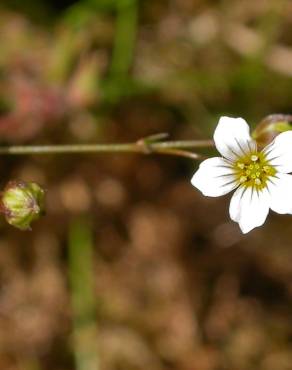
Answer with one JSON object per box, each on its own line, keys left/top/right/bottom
{"left": 234, "top": 152, "right": 276, "bottom": 189}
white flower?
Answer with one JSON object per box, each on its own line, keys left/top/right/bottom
{"left": 191, "top": 116, "right": 292, "bottom": 233}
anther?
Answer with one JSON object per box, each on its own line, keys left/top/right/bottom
{"left": 254, "top": 178, "right": 261, "bottom": 186}
{"left": 240, "top": 176, "right": 247, "bottom": 183}
{"left": 255, "top": 171, "right": 261, "bottom": 177}
{"left": 251, "top": 155, "right": 258, "bottom": 162}
{"left": 237, "top": 162, "right": 245, "bottom": 169}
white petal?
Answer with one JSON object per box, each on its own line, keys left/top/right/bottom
{"left": 264, "top": 131, "right": 292, "bottom": 173}
{"left": 191, "top": 157, "right": 237, "bottom": 197}
{"left": 229, "top": 186, "right": 245, "bottom": 222}
{"left": 229, "top": 186, "right": 270, "bottom": 234}
{"left": 214, "top": 116, "right": 256, "bottom": 160}
{"left": 268, "top": 173, "right": 292, "bottom": 214}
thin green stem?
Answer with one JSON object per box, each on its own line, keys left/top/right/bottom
{"left": 0, "top": 139, "right": 214, "bottom": 158}
{"left": 109, "top": 0, "right": 138, "bottom": 78}
{"left": 69, "top": 219, "right": 100, "bottom": 370}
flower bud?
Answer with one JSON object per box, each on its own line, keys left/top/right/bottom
{"left": 0, "top": 181, "right": 45, "bottom": 230}
{"left": 252, "top": 114, "right": 292, "bottom": 146}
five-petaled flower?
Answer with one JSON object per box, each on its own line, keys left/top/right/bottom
{"left": 191, "top": 116, "right": 292, "bottom": 233}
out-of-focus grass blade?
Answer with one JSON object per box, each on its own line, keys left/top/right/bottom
{"left": 63, "top": 0, "right": 118, "bottom": 25}
{"left": 103, "top": 0, "right": 139, "bottom": 102}
{"left": 69, "top": 219, "right": 100, "bottom": 370}
{"left": 23, "top": 358, "right": 42, "bottom": 370}
{"left": 109, "top": 0, "right": 138, "bottom": 79}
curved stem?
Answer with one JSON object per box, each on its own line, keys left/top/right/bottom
{"left": 154, "top": 148, "right": 201, "bottom": 159}
{"left": 0, "top": 138, "right": 214, "bottom": 158}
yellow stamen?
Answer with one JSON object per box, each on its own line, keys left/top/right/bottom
{"left": 254, "top": 178, "right": 261, "bottom": 186}
{"left": 234, "top": 151, "right": 276, "bottom": 190}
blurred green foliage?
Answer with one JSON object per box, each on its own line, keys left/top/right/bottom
{"left": 69, "top": 219, "right": 100, "bottom": 370}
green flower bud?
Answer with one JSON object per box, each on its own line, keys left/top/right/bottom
{"left": 1, "top": 181, "right": 45, "bottom": 230}
{"left": 252, "top": 114, "right": 292, "bottom": 146}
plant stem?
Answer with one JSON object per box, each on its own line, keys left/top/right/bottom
{"left": 69, "top": 219, "right": 100, "bottom": 370}
{"left": 109, "top": 0, "right": 138, "bottom": 78}
{"left": 0, "top": 139, "right": 214, "bottom": 158}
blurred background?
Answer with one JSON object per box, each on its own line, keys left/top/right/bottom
{"left": 0, "top": 0, "right": 292, "bottom": 369}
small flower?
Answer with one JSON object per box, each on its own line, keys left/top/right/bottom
{"left": 0, "top": 181, "right": 45, "bottom": 230}
{"left": 191, "top": 116, "right": 292, "bottom": 233}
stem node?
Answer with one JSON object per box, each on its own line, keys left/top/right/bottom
{"left": 136, "top": 139, "right": 154, "bottom": 154}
